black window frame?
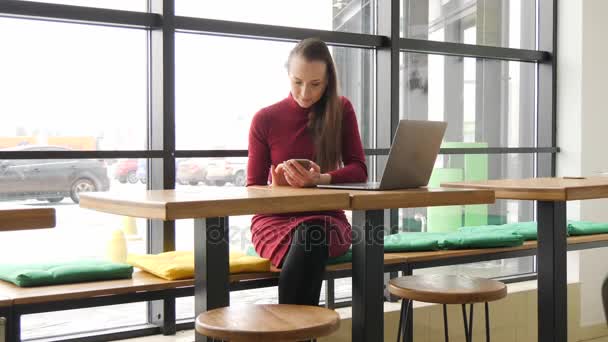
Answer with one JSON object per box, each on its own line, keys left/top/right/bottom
{"left": 0, "top": 0, "right": 557, "bottom": 338}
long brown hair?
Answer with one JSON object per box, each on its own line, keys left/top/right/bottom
{"left": 287, "top": 38, "right": 342, "bottom": 173}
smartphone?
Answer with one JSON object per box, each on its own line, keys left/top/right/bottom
{"left": 292, "top": 159, "right": 312, "bottom": 169}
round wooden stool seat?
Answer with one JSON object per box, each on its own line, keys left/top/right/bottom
{"left": 195, "top": 304, "right": 340, "bottom": 341}
{"left": 389, "top": 274, "right": 507, "bottom": 304}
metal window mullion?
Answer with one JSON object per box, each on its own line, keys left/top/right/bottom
{"left": 537, "top": 0, "right": 557, "bottom": 177}
{"left": 147, "top": 0, "right": 176, "bottom": 330}
{"left": 174, "top": 16, "right": 385, "bottom": 49}
{"left": 399, "top": 38, "right": 549, "bottom": 62}
{"left": 377, "top": 0, "right": 400, "bottom": 312}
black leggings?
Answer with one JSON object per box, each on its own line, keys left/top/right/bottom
{"left": 278, "top": 220, "right": 329, "bottom": 306}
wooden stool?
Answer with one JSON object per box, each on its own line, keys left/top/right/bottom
{"left": 388, "top": 274, "right": 507, "bottom": 342}
{"left": 195, "top": 304, "right": 340, "bottom": 341}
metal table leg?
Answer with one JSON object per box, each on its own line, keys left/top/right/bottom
{"left": 537, "top": 201, "right": 567, "bottom": 342}
{"left": 194, "top": 217, "right": 230, "bottom": 342}
{"left": 352, "top": 209, "right": 385, "bottom": 342}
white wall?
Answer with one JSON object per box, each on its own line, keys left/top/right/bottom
{"left": 558, "top": 0, "right": 608, "bottom": 327}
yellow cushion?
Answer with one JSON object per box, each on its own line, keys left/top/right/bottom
{"left": 127, "top": 251, "right": 270, "bottom": 280}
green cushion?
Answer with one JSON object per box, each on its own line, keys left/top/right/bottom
{"left": 327, "top": 249, "right": 352, "bottom": 265}
{"left": 568, "top": 221, "right": 608, "bottom": 235}
{"left": 442, "top": 231, "right": 525, "bottom": 249}
{"left": 0, "top": 260, "right": 133, "bottom": 287}
{"left": 383, "top": 232, "right": 444, "bottom": 252}
{"left": 459, "top": 221, "right": 539, "bottom": 241}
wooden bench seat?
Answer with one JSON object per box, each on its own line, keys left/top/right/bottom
{"left": 0, "top": 271, "right": 193, "bottom": 306}
{"left": 2, "top": 234, "right": 604, "bottom": 305}
{"left": 392, "top": 233, "right": 608, "bottom": 265}
{"left": 2, "top": 233, "right": 608, "bottom": 341}
{"left": 231, "top": 234, "right": 608, "bottom": 283}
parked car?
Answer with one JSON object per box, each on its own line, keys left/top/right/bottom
{"left": 177, "top": 158, "right": 207, "bottom": 185}
{"left": 136, "top": 159, "right": 147, "bottom": 184}
{"left": 0, "top": 145, "right": 110, "bottom": 203}
{"left": 113, "top": 159, "right": 138, "bottom": 184}
{"left": 205, "top": 157, "right": 247, "bottom": 186}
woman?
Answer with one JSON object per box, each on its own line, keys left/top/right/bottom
{"left": 246, "top": 38, "right": 367, "bottom": 306}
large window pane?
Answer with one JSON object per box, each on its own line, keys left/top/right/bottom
{"left": 399, "top": 153, "right": 536, "bottom": 278}
{"left": 0, "top": 19, "right": 148, "bottom": 150}
{"left": 23, "top": 303, "right": 147, "bottom": 339}
{"left": 175, "top": 35, "right": 374, "bottom": 150}
{"left": 401, "top": 0, "right": 537, "bottom": 49}
{"left": 399, "top": 52, "right": 536, "bottom": 148}
{"left": 17, "top": 0, "right": 146, "bottom": 11}
{"left": 176, "top": 0, "right": 375, "bottom": 34}
{"left": 0, "top": 158, "right": 151, "bottom": 339}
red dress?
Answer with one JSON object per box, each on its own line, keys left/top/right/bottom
{"left": 246, "top": 93, "right": 367, "bottom": 267}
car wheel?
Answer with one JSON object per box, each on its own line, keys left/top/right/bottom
{"left": 118, "top": 176, "right": 127, "bottom": 184}
{"left": 70, "top": 178, "right": 97, "bottom": 203}
{"left": 234, "top": 171, "right": 246, "bottom": 187}
{"left": 140, "top": 178, "right": 147, "bottom": 184}
{"left": 189, "top": 181, "right": 199, "bottom": 186}
{"left": 214, "top": 180, "right": 226, "bottom": 186}
{"left": 127, "top": 171, "right": 138, "bottom": 184}
{"left": 47, "top": 197, "right": 64, "bottom": 203}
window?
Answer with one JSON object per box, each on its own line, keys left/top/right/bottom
{"left": 175, "top": 35, "right": 374, "bottom": 150}
{"left": 0, "top": 157, "right": 150, "bottom": 339}
{"left": 17, "top": 0, "right": 146, "bottom": 11}
{"left": 0, "top": 18, "right": 148, "bottom": 151}
{"left": 400, "top": 53, "right": 536, "bottom": 146}
{"left": 176, "top": 0, "right": 374, "bottom": 34}
{"left": 0, "top": 0, "right": 555, "bottom": 339}
{"left": 401, "top": 0, "right": 537, "bottom": 49}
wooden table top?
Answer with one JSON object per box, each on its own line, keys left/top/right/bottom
{"left": 0, "top": 206, "right": 56, "bottom": 231}
{"left": 79, "top": 187, "right": 351, "bottom": 220}
{"left": 344, "top": 187, "right": 495, "bottom": 210}
{"left": 442, "top": 176, "right": 608, "bottom": 201}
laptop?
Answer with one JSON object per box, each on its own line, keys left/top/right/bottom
{"left": 317, "top": 119, "right": 447, "bottom": 190}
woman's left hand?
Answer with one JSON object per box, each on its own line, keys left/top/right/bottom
{"left": 282, "top": 159, "right": 321, "bottom": 188}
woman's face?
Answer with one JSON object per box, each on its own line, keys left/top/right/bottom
{"left": 288, "top": 55, "right": 328, "bottom": 109}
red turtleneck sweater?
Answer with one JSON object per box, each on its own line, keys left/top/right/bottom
{"left": 246, "top": 93, "right": 367, "bottom": 267}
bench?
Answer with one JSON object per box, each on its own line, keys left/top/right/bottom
{"left": 2, "top": 233, "right": 608, "bottom": 341}
{"left": 0, "top": 296, "right": 11, "bottom": 327}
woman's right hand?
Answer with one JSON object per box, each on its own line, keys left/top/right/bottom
{"left": 270, "top": 164, "right": 289, "bottom": 186}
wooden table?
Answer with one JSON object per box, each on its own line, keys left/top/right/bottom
{"left": 345, "top": 187, "right": 495, "bottom": 342}
{"left": 80, "top": 186, "right": 494, "bottom": 342}
{"left": 442, "top": 176, "right": 608, "bottom": 342}
{"left": 80, "top": 186, "right": 351, "bottom": 342}
{"left": 0, "top": 206, "right": 56, "bottom": 231}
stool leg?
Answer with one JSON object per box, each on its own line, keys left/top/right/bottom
{"left": 468, "top": 303, "right": 474, "bottom": 341}
{"left": 485, "top": 302, "right": 490, "bottom": 342}
{"left": 397, "top": 299, "right": 411, "bottom": 342}
{"left": 443, "top": 304, "right": 449, "bottom": 342}
{"left": 397, "top": 299, "right": 406, "bottom": 342}
{"left": 461, "top": 304, "right": 471, "bottom": 342}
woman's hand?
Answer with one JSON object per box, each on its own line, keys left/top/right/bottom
{"left": 270, "top": 164, "right": 289, "bottom": 186}
{"left": 282, "top": 159, "right": 321, "bottom": 188}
